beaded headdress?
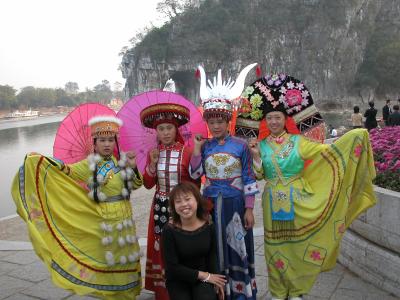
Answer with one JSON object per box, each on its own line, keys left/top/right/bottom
{"left": 236, "top": 74, "right": 325, "bottom": 141}
{"left": 88, "top": 116, "right": 123, "bottom": 138}
{"left": 198, "top": 63, "right": 257, "bottom": 120}
{"left": 140, "top": 103, "right": 190, "bottom": 129}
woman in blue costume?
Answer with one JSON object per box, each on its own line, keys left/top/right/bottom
{"left": 190, "top": 64, "right": 259, "bottom": 299}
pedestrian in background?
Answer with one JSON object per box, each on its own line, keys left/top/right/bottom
{"left": 351, "top": 105, "right": 363, "bottom": 129}
{"left": 388, "top": 105, "right": 400, "bottom": 126}
{"left": 364, "top": 101, "right": 378, "bottom": 131}
{"left": 382, "top": 99, "right": 392, "bottom": 126}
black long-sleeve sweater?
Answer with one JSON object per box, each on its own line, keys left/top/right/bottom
{"left": 161, "top": 222, "right": 218, "bottom": 283}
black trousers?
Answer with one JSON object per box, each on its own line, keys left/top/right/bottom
{"left": 166, "top": 280, "right": 218, "bottom": 300}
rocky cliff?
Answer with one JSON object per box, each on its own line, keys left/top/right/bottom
{"left": 121, "top": 0, "right": 400, "bottom": 108}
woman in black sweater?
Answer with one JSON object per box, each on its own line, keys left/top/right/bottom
{"left": 162, "top": 182, "right": 226, "bottom": 300}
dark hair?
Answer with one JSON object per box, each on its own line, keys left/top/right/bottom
{"left": 393, "top": 105, "right": 399, "bottom": 111}
{"left": 168, "top": 181, "right": 208, "bottom": 224}
{"left": 368, "top": 101, "right": 375, "bottom": 108}
{"left": 353, "top": 106, "right": 360, "bottom": 113}
{"left": 386, "top": 99, "right": 391, "bottom": 104}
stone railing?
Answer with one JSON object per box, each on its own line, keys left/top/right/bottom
{"left": 339, "top": 186, "right": 400, "bottom": 297}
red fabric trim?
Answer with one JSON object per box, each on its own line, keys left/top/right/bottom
{"left": 258, "top": 116, "right": 300, "bottom": 140}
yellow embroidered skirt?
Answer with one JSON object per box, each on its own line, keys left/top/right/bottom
{"left": 11, "top": 154, "right": 141, "bottom": 299}
{"left": 262, "top": 129, "right": 377, "bottom": 298}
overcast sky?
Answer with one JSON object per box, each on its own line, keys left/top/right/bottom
{"left": 0, "top": 0, "right": 162, "bottom": 91}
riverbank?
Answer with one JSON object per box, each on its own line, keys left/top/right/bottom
{"left": 0, "top": 106, "right": 73, "bottom": 119}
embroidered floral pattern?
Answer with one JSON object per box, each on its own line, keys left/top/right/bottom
{"left": 275, "top": 259, "right": 285, "bottom": 269}
{"left": 310, "top": 250, "right": 322, "bottom": 261}
{"left": 213, "top": 154, "right": 230, "bottom": 166}
{"left": 354, "top": 144, "right": 363, "bottom": 157}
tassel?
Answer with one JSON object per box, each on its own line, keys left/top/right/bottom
{"left": 123, "top": 220, "right": 129, "bottom": 228}
{"left": 120, "top": 255, "right": 127, "bottom": 265}
{"left": 98, "top": 191, "right": 107, "bottom": 202}
{"left": 100, "top": 222, "right": 107, "bottom": 231}
{"left": 256, "top": 64, "right": 262, "bottom": 78}
{"left": 128, "top": 252, "right": 139, "bottom": 263}
{"left": 122, "top": 188, "right": 129, "bottom": 197}
{"left": 105, "top": 251, "right": 115, "bottom": 266}
{"left": 116, "top": 223, "right": 123, "bottom": 231}
{"left": 195, "top": 68, "right": 200, "bottom": 78}
{"left": 118, "top": 236, "right": 126, "bottom": 247}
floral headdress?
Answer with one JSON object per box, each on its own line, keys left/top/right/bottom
{"left": 236, "top": 74, "right": 325, "bottom": 141}
{"left": 198, "top": 63, "right": 257, "bottom": 120}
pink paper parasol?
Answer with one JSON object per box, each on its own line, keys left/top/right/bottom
{"left": 117, "top": 90, "right": 208, "bottom": 173}
{"left": 53, "top": 103, "right": 116, "bottom": 163}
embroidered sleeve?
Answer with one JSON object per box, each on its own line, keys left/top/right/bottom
{"left": 67, "top": 159, "right": 90, "bottom": 182}
{"left": 252, "top": 158, "right": 264, "bottom": 180}
{"left": 298, "top": 136, "right": 328, "bottom": 160}
{"left": 143, "top": 164, "right": 157, "bottom": 189}
{"left": 130, "top": 167, "right": 143, "bottom": 190}
{"left": 241, "top": 144, "right": 259, "bottom": 196}
{"left": 189, "top": 154, "right": 204, "bottom": 180}
{"left": 245, "top": 194, "right": 255, "bottom": 209}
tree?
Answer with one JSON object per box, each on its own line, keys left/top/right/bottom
{"left": 156, "top": 0, "right": 185, "bottom": 20}
{"left": 374, "top": 42, "right": 400, "bottom": 93}
{"left": 113, "top": 81, "right": 124, "bottom": 99}
{"left": 17, "top": 86, "right": 37, "bottom": 108}
{"left": 65, "top": 82, "right": 79, "bottom": 95}
{"left": 0, "top": 85, "right": 17, "bottom": 109}
{"left": 93, "top": 80, "right": 113, "bottom": 104}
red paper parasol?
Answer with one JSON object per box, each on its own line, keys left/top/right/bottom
{"left": 53, "top": 103, "right": 116, "bottom": 163}
{"left": 117, "top": 90, "right": 208, "bottom": 173}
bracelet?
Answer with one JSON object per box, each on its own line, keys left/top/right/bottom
{"left": 202, "top": 272, "right": 211, "bottom": 282}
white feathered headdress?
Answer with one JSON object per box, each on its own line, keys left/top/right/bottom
{"left": 198, "top": 63, "right": 257, "bottom": 120}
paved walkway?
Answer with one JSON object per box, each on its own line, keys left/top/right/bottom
{"left": 0, "top": 187, "right": 397, "bottom": 300}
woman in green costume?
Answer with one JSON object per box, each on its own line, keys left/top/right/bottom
{"left": 246, "top": 75, "right": 377, "bottom": 300}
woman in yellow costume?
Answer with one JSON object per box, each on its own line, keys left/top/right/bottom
{"left": 245, "top": 75, "right": 377, "bottom": 300}
{"left": 11, "top": 115, "right": 143, "bottom": 299}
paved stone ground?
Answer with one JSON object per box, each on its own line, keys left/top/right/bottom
{"left": 0, "top": 186, "right": 398, "bottom": 300}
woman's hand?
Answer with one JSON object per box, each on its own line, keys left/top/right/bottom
{"left": 149, "top": 149, "right": 159, "bottom": 166}
{"left": 216, "top": 284, "right": 225, "bottom": 300}
{"left": 208, "top": 273, "right": 226, "bottom": 289}
{"left": 193, "top": 134, "right": 206, "bottom": 155}
{"left": 198, "top": 271, "right": 226, "bottom": 289}
{"left": 244, "top": 208, "right": 255, "bottom": 229}
{"left": 248, "top": 138, "right": 261, "bottom": 161}
{"left": 126, "top": 151, "right": 137, "bottom": 169}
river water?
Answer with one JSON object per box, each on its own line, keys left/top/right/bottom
{"left": 0, "top": 112, "right": 350, "bottom": 219}
{"left": 0, "top": 116, "right": 64, "bottom": 219}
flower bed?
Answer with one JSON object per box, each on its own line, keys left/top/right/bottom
{"left": 370, "top": 126, "right": 400, "bottom": 192}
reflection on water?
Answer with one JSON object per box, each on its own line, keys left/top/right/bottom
{"left": 1, "top": 117, "right": 63, "bottom": 218}
{"left": 0, "top": 112, "right": 350, "bottom": 219}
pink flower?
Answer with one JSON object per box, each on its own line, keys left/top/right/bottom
{"left": 285, "top": 89, "right": 303, "bottom": 106}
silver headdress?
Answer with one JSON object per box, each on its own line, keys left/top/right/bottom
{"left": 198, "top": 63, "right": 257, "bottom": 120}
